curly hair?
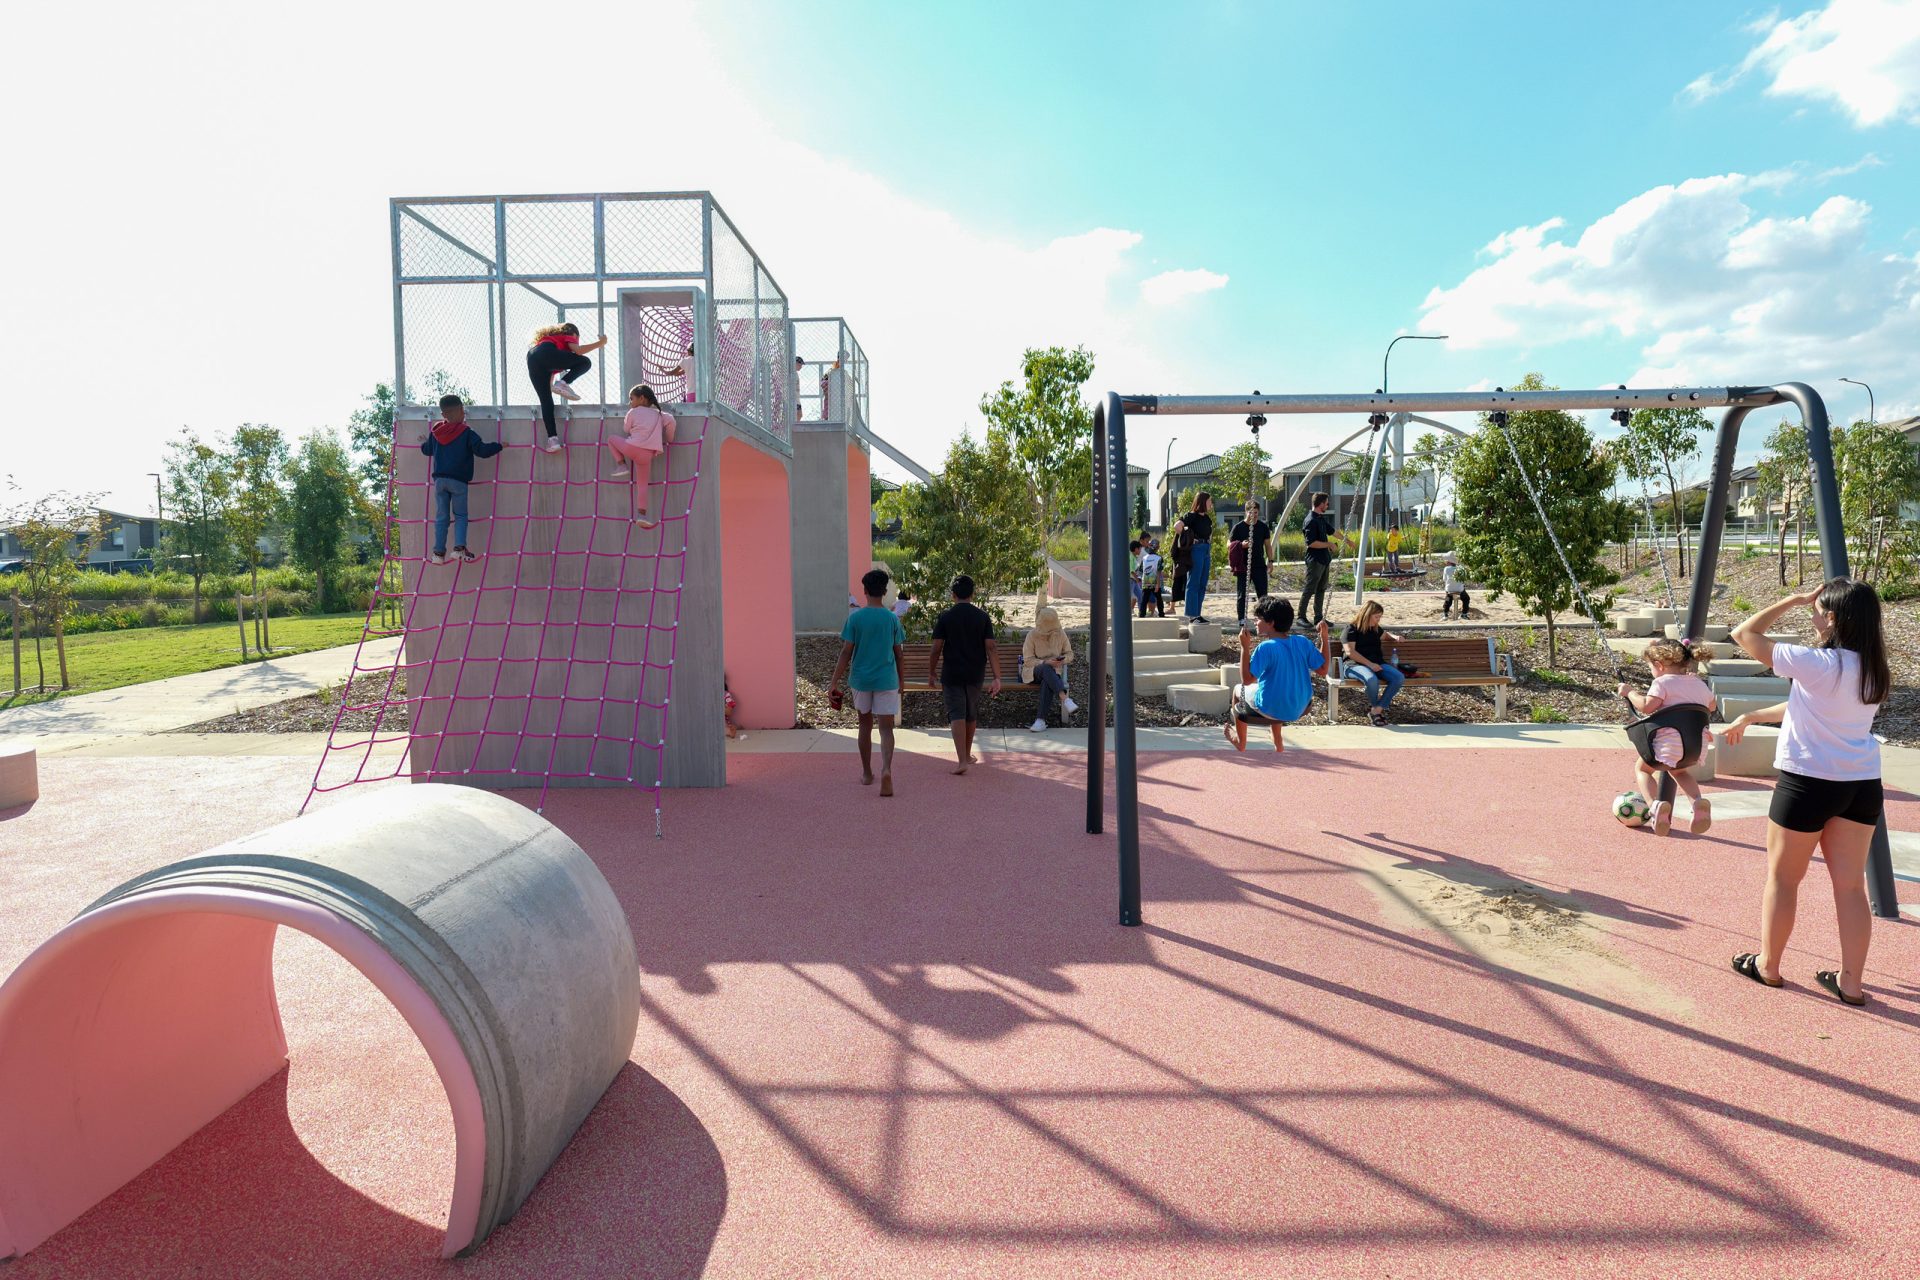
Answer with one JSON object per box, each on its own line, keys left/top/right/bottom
{"left": 1645, "top": 637, "right": 1712, "bottom": 670}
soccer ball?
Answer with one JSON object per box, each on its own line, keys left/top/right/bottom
{"left": 1613, "top": 791, "right": 1650, "bottom": 827}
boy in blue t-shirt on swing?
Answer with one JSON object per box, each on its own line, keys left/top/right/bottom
{"left": 1226, "top": 596, "right": 1327, "bottom": 753}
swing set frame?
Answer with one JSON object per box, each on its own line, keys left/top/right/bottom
{"left": 1084, "top": 384, "right": 1899, "bottom": 926}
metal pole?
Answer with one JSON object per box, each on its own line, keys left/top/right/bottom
{"left": 1779, "top": 382, "right": 1899, "bottom": 918}
{"left": 1676, "top": 405, "right": 1753, "bottom": 814}
{"left": 1105, "top": 393, "right": 1142, "bottom": 926}
{"left": 10, "top": 593, "right": 20, "bottom": 695}
{"left": 1162, "top": 437, "right": 1176, "bottom": 527}
{"left": 1122, "top": 387, "right": 1777, "bottom": 416}
{"left": 1351, "top": 415, "right": 1393, "bottom": 604}
{"left": 594, "top": 196, "right": 607, "bottom": 407}
{"left": 1840, "top": 378, "right": 1874, "bottom": 426}
{"left": 1087, "top": 404, "right": 1108, "bottom": 835}
{"left": 389, "top": 202, "right": 407, "bottom": 401}
{"left": 495, "top": 199, "right": 510, "bottom": 412}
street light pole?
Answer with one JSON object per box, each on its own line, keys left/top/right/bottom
{"left": 1161, "top": 436, "right": 1177, "bottom": 528}
{"left": 1382, "top": 334, "right": 1446, "bottom": 529}
{"left": 1839, "top": 378, "right": 1875, "bottom": 425}
{"left": 148, "top": 472, "right": 162, "bottom": 524}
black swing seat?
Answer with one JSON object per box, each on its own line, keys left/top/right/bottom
{"left": 1624, "top": 702, "right": 1712, "bottom": 771}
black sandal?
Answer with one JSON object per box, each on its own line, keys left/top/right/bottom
{"left": 1815, "top": 970, "right": 1867, "bottom": 1006}
{"left": 1732, "top": 953, "right": 1783, "bottom": 988}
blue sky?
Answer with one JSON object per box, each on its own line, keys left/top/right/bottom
{"left": 2, "top": 0, "right": 1915, "bottom": 511}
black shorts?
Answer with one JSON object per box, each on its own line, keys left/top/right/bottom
{"left": 942, "top": 682, "right": 984, "bottom": 723}
{"left": 1769, "top": 769, "right": 1884, "bottom": 833}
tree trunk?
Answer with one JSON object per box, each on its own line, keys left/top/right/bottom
{"left": 54, "top": 618, "right": 68, "bottom": 690}
{"left": 33, "top": 621, "right": 45, "bottom": 692}
{"left": 317, "top": 564, "right": 328, "bottom": 616}
{"left": 1545, "top": 609, "right": 1558, "bottom": 667}
{"left": 1776, "top": 496, "right": 1789, "bottom": 585}
{"left": 1795, "top": 507, "right": 1805, "bottom": 585}
{"left": 192, "top": 574, "right": 203, "bottom": 624}
{"left": 1663, "top": 460, "right": 1689, "bottom": 578}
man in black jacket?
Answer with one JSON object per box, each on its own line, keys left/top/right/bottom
{"left": 1298, "top": 492, "right": 1336, "bottom": 629}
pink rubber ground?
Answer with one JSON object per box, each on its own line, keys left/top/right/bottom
{"left": 3, "top": 747, "right": 1918, "bottom": 1278}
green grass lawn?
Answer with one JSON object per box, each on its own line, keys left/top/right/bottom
{"left": 1, "top": 614, "right": 372, "bottom": 709}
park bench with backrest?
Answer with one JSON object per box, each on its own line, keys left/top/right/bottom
{"left": 1319, "top": 632, "right": 1514, "bottom": 723}
{"left": 898, "top": 643, "right": 1037, "bottom": 694}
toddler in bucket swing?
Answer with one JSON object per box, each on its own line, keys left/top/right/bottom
{"left": 608, "top": 384, "right": 676, "bottom": 529}
{"left": 1619, "top": 636, "right": 1717, "bottom": 836}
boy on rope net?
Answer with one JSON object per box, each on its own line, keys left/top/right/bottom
{"left": 1226, "top": 596, "right": 1326, "bottom": 753}
{"left": 419, "top": 393, "right": 504, "bottom": 565}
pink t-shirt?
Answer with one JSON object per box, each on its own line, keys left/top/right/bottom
{"left": 1648, "top": 672, "right": 1714, "bottom": 711}
{"left": 622, "top": 406, "right": 676, "bottom": 452}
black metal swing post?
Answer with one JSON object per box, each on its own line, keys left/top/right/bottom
{"left": 1086, "top": 404, "right": 1108, "bottom": 835}
{"left": 1085, "top": 394, "right": 1143, "bottom": 925}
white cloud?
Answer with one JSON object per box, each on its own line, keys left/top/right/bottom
{"left": 1687, "top": 0, "right": 1920, "bottom": 126}
{"left": 1138, "top": 268, "right": 1229, "bottom": 306}
{"left": 1418, "top": 172, "right": 1920, "bottom": 411}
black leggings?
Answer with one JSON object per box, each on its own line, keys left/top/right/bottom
{"left": 527, "top": 346, "right": 593, "bottom": 437}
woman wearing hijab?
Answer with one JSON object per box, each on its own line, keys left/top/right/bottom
{"left": 1022, "top": 606, "right": 1079, "bottom": 732}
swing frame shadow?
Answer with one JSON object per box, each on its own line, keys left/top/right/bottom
{"left": 1086, "top": 384, "right": 1897, "bottom": 926}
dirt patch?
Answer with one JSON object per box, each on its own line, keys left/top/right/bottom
{"left": 1358, "top": 851, "right": 1693, "bottom": 1019}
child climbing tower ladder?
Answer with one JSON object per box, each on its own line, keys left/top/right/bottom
{"left": 305, "top": 192, "right": 808, "bottom": 820}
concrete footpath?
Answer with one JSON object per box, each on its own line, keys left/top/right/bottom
{"left": 0, "top": 638, "right": 399, "bottom": 754}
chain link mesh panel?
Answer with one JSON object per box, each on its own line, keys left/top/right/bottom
{"left": 398, "top": 202, "right": 496, "bottom": 278}
{"left": 790, "top": 318, "right": 845, "bottom": 423}
{"left": 502, "top": 198, "right": 596, "bottom": 277}
{"left": 400, "top": 283, "right": 497, "bottom": 404}
{"left": 757, "top": 265, "right": 790, "bottom": 430}
{"left": 706, "top": 208, "right": 758, "bottom": 426}
{"left": 604, "top": 196, "right": 704, "bottom": 276}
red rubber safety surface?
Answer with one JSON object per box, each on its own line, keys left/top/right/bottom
{"left": 3, "top": 748, "right": 1919, "bottom": 1279}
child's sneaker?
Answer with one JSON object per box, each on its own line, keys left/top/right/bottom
{"left": 1690, "top": 798, "right": 1712, "bottom": 835}
{"left": 1029, "top": 718, "right": 1048, "bottom": 733}
{"left": 428, "top": 550, "right": 448, "bottom": 566}
{"left": 551, "top": 376, "right": 581, "bottom": 402}
{"left": 541, "top": 435, "right": 562, "bottom": 453}
{"left": 1651, "top": 800, "right": 1672, "bottom": 837}
{"left": 453, "top": 546, "right": 478, "bottom": 563}
{"left": 610, "top": 466, "right": 630, "bottom": 478}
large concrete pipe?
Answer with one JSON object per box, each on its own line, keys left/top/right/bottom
{"left": 0, "top": 785, "right": 639, "bottom": 1260}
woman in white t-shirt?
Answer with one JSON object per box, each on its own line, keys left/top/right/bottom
{"left": 1726, "top": 579, "right": 1891, "bottom": 1006}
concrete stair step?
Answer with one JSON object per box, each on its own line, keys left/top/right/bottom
{"left": 1106, "top": 637, "right": 1190, "bottom": 659}
{"left": 1134, "top": 668, "right": 1216, "bottom": 697}
{"left": 1166, "top": 683, "right": 1231, "bottom": 714}
{"left": 1131, "top": 618, "right": 1185, "bottom": 640}
{"left": 1705, "top": 658, "right": 1769, "bottom": 679}
{"left": 1133, "top": 654, "right": 1213, "bottom": 675}
{"left": 1710, "top": 675, "right": 1790, "bottom": 697}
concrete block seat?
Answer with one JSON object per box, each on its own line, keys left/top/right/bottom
{"left": 1704, "top": 657, "right": 1768, "bottom": 679}
{"left": 0, "top": 739, "right": 36, "bottom": 809}
{"left": 1717, "top": 725, "right": 1781, "bottom": 778}
{"left": 1166, "top": 683, "right": 1231, "bottom": 715}
{"left": 1621, "top": 612, "right": 1659, "bottom": 638}
{"left": 1665, "top": 622, "right": 1732, "bottom": 643}
{"left": 0, "top": 786, "right": 640, "bottom": 1262}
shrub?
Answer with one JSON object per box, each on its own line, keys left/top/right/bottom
{"left": 1729, "top": 594, "right": 1753, "bottom": 612}
{"left": 1530, "top": 704, "right": 1568, "bottom": 724}
{"left": 1046, "top": 527, "right": 1092, "bottom": 562}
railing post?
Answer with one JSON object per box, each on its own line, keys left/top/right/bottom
{"left": 1106, "top": 393, "right": 1142, "bottom": 927}
{"left": 1087, "top": 405, "right": 1107, "bottom": 836}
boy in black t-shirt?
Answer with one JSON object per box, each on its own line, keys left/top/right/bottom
{"left": 928, "top": 575, "right": 1002, "bottom": 775}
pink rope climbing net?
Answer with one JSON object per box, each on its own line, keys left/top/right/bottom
{"left": 304, "top": 310, "right": 708, "bottom": 822}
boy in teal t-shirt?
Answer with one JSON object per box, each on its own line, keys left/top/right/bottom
{"left": 831, "top": 568, "right": 906, "bottom": 796}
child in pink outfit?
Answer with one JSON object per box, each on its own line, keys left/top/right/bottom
{"left": 608, "top": 384, "right": 676, "bottom": 528}
{"left": 1619, "top": 637, "right": 1718, "bottom": 836}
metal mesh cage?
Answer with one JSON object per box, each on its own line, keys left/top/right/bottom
{"left": 393, "top": 193, "right": 797, "bottom": 447}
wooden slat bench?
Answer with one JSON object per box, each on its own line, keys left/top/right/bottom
{"left": 1320, "top": 633, "right": 1514, "bottom": 723}
{"left": 898, "top": 642, "right": 1037, "bottom": 694}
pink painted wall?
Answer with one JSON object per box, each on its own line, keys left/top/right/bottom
{"left": 846, "top": 444, "right": 872, "bottom": 597}
{"left": 721, "top": 439, "right": 797, "bottom": 729}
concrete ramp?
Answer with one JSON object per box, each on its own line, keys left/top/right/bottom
{"left": 0, "top": 785, "right": 639, "bottom": 1260}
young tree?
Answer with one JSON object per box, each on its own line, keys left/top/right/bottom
{"left": 157, "top": 428, "right": 233, "bottom": 622}
{"left": 1408, "top": 432, "right": 1456, "bottom": 519}
{"left": 977, "top": 346, "right": 1094, "bottom": 603}
{"left": 1833, "top": 420, "right": 1920, "bottom": 585}
{"left": 2, "top": 489, "right": 105, "bottom": 691}
{"left": 225, "top": 424, "right": 290, "bottom": 651}
{"left": 1451, "top": 374, "right": 1617, "bottom": 665}
{"left": 1622, "top": 407, "right": 1709, "bottom": 578}
{"left": 1755, "top": 419, "right": 1812, "bottom": 586}
{"left": 1132, "top": 484, "right": 1150, "bottom": 535}
{"left": 286, "top": 430, "right": 362, "bottom": 613}
{"left": 890, "top": 430, "right": 1042, "bottom": 629}
{"left": 1214, "top": 439, "right": 1272, "bottom": 515}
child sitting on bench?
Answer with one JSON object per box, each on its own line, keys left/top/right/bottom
{"left": 1226, "top": 596, "right": 1327, "bottom": 753}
